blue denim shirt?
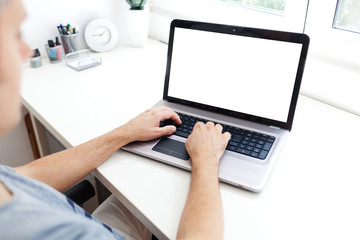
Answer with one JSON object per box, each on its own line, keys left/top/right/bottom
{"left": 0, "top": 165, "right": 126, "bottom": 240}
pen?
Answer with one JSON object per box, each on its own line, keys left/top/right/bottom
{"left": 58, "top": 23, "right": 79, "bottom": 35}
{"left": 62, "top": 26, "right": 69, "bottom": 35}
{"left": 55, "top": 37, "right": 61, "bottom": 60}
{"left": 48, "top": 40, "right": 57, "bottom": 60}
{"left": 59, "top": 24, "right": 66, "bottom": 34}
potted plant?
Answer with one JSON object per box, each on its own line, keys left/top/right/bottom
{"left": 125, "top": 0, "right": 149, "bottom": 47}
{"left": 126, "top": 0, "right": 147, "bottom": 10}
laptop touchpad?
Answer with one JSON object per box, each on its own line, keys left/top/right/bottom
{"left": 152, "top": 138, "right": 190, "bottom": 160}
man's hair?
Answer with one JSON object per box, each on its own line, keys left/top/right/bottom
{"left": 0, "top": 0, "right": 10, "bottom": 15}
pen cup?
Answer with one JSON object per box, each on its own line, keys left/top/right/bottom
{"left": 45, "top": 44, "right": 62, "bottom": 63}
{"left": 30, "top": 48, "right": 42, "bottom": 68}
{"left": 60, "top": 33, "right": 79, "bottom": 55}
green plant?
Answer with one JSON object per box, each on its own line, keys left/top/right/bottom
{"left": 125, "top": 0, "right": 147, "bottom": 10}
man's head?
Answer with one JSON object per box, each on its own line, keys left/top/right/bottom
{"left": 0, "top": 0, "right": 32, "bottom": 136}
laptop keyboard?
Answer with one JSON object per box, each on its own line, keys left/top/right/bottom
{"left": 160, "top": 112, "right": 276, "bottom": 160}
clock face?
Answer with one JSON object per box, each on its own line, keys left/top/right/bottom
{"left": 85, "top": 18, "right": 119, "bottom": 52}
{"left": 92, "top": 26, "right": 112, "bottom": 45}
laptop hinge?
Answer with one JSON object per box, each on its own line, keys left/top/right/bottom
{"left": 269, "top": 125, "right": 281, "bottom": 130}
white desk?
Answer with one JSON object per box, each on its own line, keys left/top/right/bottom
{"left": 21, "top": 39, "right": 360, "bottom": 240}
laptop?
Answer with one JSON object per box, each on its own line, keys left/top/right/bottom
{"left": 123, "top": 19, "right": 309, "bottom": 192}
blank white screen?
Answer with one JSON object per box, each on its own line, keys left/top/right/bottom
{"left": 168, "top": 28, "right": 303, "bottom": 122}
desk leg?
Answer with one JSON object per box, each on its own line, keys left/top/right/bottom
{"left": 28, "top": 113, "right": 51, "bottom": 158}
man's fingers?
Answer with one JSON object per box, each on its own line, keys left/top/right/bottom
{"left": 223, "top": 132, "right": 231, "bottom": 142}
{"left": 214, "top": 123, "right": 223, "bottom": 132}
{"left": 205, "top": 121, "right": 214, "bottom": 128}
{"left": 194, "top": 121, "right": 204, "bottom": 129}
{"left": 158, "top": 125, "right": 177, "bottom": 136}
{"left": 171, "top": 113, "right": 182, "bottom": 125}
{"left": 157, "top": 107, "right": 182, "bottom": 125}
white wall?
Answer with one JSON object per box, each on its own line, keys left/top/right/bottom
{"left": 301, "top": 52, "right": 360, "bottom": 117}
{"left": 0, "top": 107, "right": 34, "bottom": 167}
{"left": 21, "top": 0, "right": 131, "bottom": 56}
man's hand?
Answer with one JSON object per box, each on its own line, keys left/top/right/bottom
{"left": 121, "top": 106, "right": 181, "bottom": 143}
{"left": 185, "top": 122, "right": 231, "bottom": 170}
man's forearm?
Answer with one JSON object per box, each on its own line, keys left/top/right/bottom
{"left": 15, "top": 126, "right": 131, "bottom": 192}
{"left": 13, "top": 107, "right": 181, "bottom": 192}
{"left": 177, "top": 162, "right": 223, "bottom": 240}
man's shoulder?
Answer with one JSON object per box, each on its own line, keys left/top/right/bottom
{"left": 0, "top": 164, "right": 14, "bottom": 173}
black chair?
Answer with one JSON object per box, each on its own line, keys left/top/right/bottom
{"left": 64, "top": 180, "right": 95, "bottom": 205}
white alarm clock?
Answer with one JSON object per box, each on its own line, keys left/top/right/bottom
{"left": 84, "top": 18, "right": 119, "bottom": 52}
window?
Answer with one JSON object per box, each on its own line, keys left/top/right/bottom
{"left": 333, "top": 0, "right": 360, "bottom": 33}
{"left": 149, "top": 0, "right": 360, "bottom": 64}
{"left": 219, "top": 0, "right": 287, "bottom": 15}
{"left": 149, "top": 0, "right": 309, "bottom": 42}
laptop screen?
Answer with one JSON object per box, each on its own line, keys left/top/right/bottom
{"left": 164, "top": 20, "right": 309, "bottom": 130}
